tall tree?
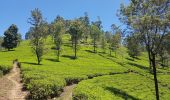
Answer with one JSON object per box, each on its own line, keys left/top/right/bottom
{"left": 119, "top": 0, "right": 170, "bottom": 99}
{"left": 105, "top": 31, "right": 113, "bottom": 56}
{"left": 125, "top": 34, "right": 141, "bottom": 60}
{"left": 101, "top": 31, "right": 107, "bottom": 53}
{"left": 69, "top": 20, "right": 84, "bottom": 59}
{"left": 2, "top": 24, "right": 19, "bottom": 51}
{"left": 50, "top": 18, "right": 65, "bottom": 61}
{"left": 90, "top": 25, "right": 101, "bottom": 53}
{"left": 83, "top": 12, "right": 90, "bottom": 43}
{"left": 28, "top": 8, "right": 48, "bottom": 65}
{"left": 111, "top": 24, "right": 122, "bottom": 57}
{"left": 112, "top": 32, "right": 121, "bottom": 57}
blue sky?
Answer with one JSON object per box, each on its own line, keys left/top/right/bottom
{"left": 0, "top": 0, "right": 129, "bottom": 38}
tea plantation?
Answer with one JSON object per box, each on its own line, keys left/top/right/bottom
{"left": 0, "top": 35, "right": 169, "bottom": 100}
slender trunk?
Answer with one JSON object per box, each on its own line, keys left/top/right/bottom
{"left": 110, "top": 50, "right": 111, "bottom": 56}
{"left": 57, "top": 50, "right": 60, "bottom": 61}
{"left": 151, "top": 54, "right": 159, "bottom": 100}
{"left": 85, "top": 36, "right": 88, "bottom": 43}
{"left": 36, "top": 50, "right": 40, "bottom": 65}
{"left": 74, "top": 37, "right": 77, "bottom": 59}
{"left": 109, "top": 45, "right": 112, "bottom": 56}
{"left": 93, "top": 39, "right": 96, "bottom": 53}
{"left": 147, "top": 49, "right": 152, "bottom": 72}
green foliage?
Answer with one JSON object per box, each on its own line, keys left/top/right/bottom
{"left": 28, "top": 8, "right": 48, "bottom": 64}
{"left": 68, "top": 19, "right": 85, "bottom": 58}
{"left": 0, "top": 65, "right": 12, "bottom": 75}
{"left": 90, "top": 25, "right": 101, "bottom": 53}
{"left": 0, "top": 34, "right": 170, "bottom": 99}
{"left": 50, "top": 18, "right": 65, "bottom": 61}
{"left": 125, "top": 34, "right": 141, "bottom": 59}
{"left": 101, "top": 32, "right": 107, "bottom": 53}
{"left": 1, "top": 24, "right": 20, "bottom": 51}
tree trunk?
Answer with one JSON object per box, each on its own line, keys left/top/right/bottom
{"left": 93, "top": 39, "right": 96, "bottom": 53}
{"left": 74, "top": 38, "right": 77, "bottom": 59}
{"left": 57, "top": 50, "right": 60, "bottom": 61}
{"left": 151, "top": 54, "right": 159, "bottom": 100}
{"left": 36, "top": 49, "right": 40, "bottom": 65}
{"left": 147, "top": 50, "right": 152, "bottom": 72}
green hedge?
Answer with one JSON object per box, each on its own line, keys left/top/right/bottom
{"left": 0, "top": 65, "right": 12, "bottom": 75}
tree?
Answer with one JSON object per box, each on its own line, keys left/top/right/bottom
{"left": 28, "top": 8, "right": 48, "bottom": 65}
{"left": 105, "top": 31, "right": 113, "bottom": 56}
{"left": 111, "top": 24, "right": 122, "bottom": 57}
{"left": 125, "top": 34, "right": 141, "bottom": 60}
{"left": 112, "top": 31, "right": 121, "bottom": 57}
{"left": 69, "top": 20, "right": 84, "bottom": 59}
{"left": 50, "top": 18, "right": 65, "bottom": 61}
{"left": 2, "top": 24, "right": 19, "bottom": 51}
{"left": 0, "top": 37, "right": 3, "bottom": 50}
{"left": 17, "top": 33, "right": 22, "bottom": 45}
{"left": 119, "top": 0, "right": 170, "bottom": 99}
{"left": 92, "top": 16, "right": 102, "bottom": 30}
{"left": 25, "top": 27, "right": 34, "bottom": 40}
{"left": 82, "top": 12, "right": 90, "bottom": 43}
{"left": 101, "top": 31, "right": 107, "bottom": 53}
{"left": 90, "top": 25, "right": 101, "bottom": 53}
{"left": 158, "top": 33, "right": 170, "bottom": 67}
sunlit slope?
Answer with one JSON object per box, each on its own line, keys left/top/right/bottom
{"left": 0, "top": 34, "right": 169, "bottom": 100}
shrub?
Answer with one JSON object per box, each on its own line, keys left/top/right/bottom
{"left": 0, "top": 65, "right": 12, "bottom": 75}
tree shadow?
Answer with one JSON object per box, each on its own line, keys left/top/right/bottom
{"left": 21, "top": 62, "right": 41, "bottom": 65}
{"left": 62, "top": 55, "right": 76, "bottom": 60}
{"left": 105, "top": 87, "right": 140, "bottom": 100}
{"left": 63, "top": 44, "right": 72, "bottom": 48}
{"left": 45, "top": 58, "right": 59, "bottom": 62}
{"left": 126, "top": 57, "right": 135, "bottom": 62}
{"left": 127, "top": 62, "right": 149, "bottom": 71}
{"left": 85, "top": 50, "right": 95, "bottom": 53}
{"left": 1, "top": 49, "right": 15, "bottom": 52}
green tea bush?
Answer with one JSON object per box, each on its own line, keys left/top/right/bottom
{"left": 0, "top": 65, "right": 12, "bottom": 75}
{"left": 27, "top": 78, "right": 66, "bottom": 100}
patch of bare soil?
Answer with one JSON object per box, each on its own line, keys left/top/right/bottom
{"left": 0, "top": 63, "right": 28, "bottom": 100}
{"left": 52, "top": 84, "right": 77, "bottom": 100}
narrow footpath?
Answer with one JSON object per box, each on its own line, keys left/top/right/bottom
{"left": 0, "top": 62, "right": 28, "bottom": 100}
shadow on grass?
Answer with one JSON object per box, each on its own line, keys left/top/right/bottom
{"left": 105, "top": 87, "right": 140, "bottom": 100}
{"left": 0, "top": 50, "right": 15, "bottom": 52}
{"left": 85, "top": 50, "right": 95, "bottom": 53}
{"left": 45, "top": 58, "right": 59, "bottom": 62}
{"left": 21, "top": 62, "right": 41, "bottom": 65}
{"left": 63, "top": 44, "right": 72, "bottom": 48}
{"left": 126, "top": 57, "right": 135, "bottom": 61}
{"left": 127, "top": 62, "right": 149, "bottom": 71}
{"left": 62, "top": 55, "right": 76, "bottom": 60}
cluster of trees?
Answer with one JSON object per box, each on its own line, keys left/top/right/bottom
{"left": 119, "top": 0, "right": 170, "bottom": 100}
{"left": 26, "top": 8, "right": 123, "bottom": 64}
{"left": 0, "top": 24, "right": 21, "bottom": 51}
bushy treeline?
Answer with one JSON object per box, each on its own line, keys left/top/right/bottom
{"left": 25, "top": 8, "right": 124, "bottom": 64}
{"left": 5, "top": 8, "right": 168, "bottom": 70}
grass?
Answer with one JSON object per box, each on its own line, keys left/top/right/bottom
{"left": 73, "top": 73, "right": 170, "bottom": 100}
{"left": 0, "top": 34, "right": 169, "bottom": 100}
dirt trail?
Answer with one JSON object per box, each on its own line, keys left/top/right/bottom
{"left": 53, "top": 84, "right": 76, "bottom": 100}
{"left": 0, "top": 63, "right": 28, "bottom": 100}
